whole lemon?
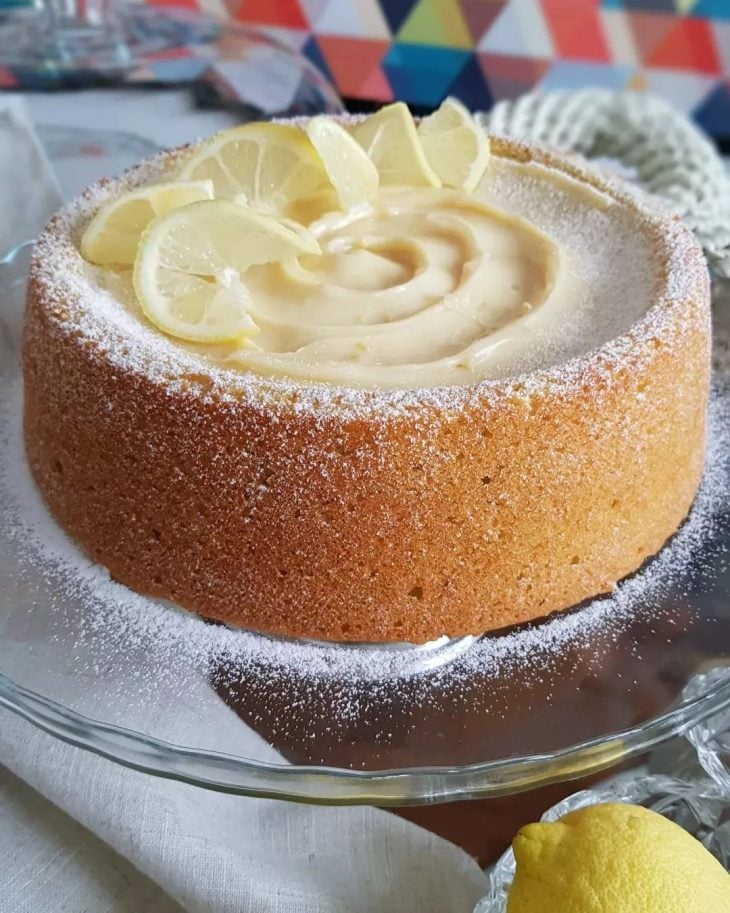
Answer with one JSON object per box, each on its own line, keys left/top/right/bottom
{"left": 507, "top": 802, "right": 730, "bottom": 913}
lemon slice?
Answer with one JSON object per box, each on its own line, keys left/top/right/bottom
{"left": 178, "top": 122, "right": 330, "bottom": 216}
{"left": 133, "top": 199, "right": 320, "bottom": 343}
{"left": 417, "top": 97, "right": 490, "bottom": 193}
{"left": 350, "top": 102, "right": 440, "bottom": 188}
{"left": 304, "top": 116, "right": 379, "bottom": 211}
{"left": 80, "top": 180, "right": 214, "bottom": 265}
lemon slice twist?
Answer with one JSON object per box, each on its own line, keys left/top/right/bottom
{"left": 80, "top": 180, "right": 214, "bottom": 265}
{"left": 349, "top": 101, "right": 441, "bottom": 188}
{"left": 178, "top": 122, "right": 331, "bottom": 217}
{"left": 417, "top": 97, "right": 490, "bottom": 193}
{"left": 133, "top": 199, "right": 320, "bottom": 344}
{"left": 304, "top": 116, "right": 379, "bottom": 212}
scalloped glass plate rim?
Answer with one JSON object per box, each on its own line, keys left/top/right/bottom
{"left": 2, "top": 668, "right": 730, "bottom": 805}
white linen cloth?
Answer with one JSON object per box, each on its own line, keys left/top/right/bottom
{"left": 0, "top": 703, "right": 486, "bottom": 913}
{"left": 0, "top": 94, "right": 488, "bottom": 913}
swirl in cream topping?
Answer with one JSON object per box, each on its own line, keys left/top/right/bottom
{"left": 89, "top": 153, "right": 658, "bottom": 392}
{"left": 228, "top": 186, "right": 560, "bottom": 388}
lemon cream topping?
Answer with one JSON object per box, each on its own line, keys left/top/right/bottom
{"left": 80, "top": 102, "right": 657, "bottom": 392}
{"left": 227, "top": 186, "right": 560, "bottom": 388}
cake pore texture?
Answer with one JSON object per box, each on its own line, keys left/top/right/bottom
{"left": 22, "top": 133, "right": 711, "bottom": 643}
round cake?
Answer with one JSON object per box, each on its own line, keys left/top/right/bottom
{"left": 22, "top": 108, "right": 711, "bottom": 643}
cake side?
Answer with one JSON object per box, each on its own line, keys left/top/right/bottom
{"left": 22, "top": 136, "right": 711, "bottom": 643}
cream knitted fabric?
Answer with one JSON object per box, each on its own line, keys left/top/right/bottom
{"left": 477, "top": 91, "right": 730, "bottom": 278}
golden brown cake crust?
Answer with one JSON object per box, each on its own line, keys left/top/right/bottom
{"left": 22, "top": 136, "right": 711, "bottom": 643}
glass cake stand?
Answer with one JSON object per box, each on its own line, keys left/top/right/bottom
{"left": 1, "top": 139, "right": 730, "bottom": 807}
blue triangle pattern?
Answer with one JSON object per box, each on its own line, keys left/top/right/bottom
{"left": 446, "top": 54, "right": 493, "bottom": 111}
{"left": 302, "top": 36, "right": 335, "bottom": 85}
{"left": 379, "top": 0, "right": 421, "bottom": 35}
{"left": 694, "top": 81, "right": 730, "bottom": 133}
{"left": 383, "top": 43, "right": 471, "bottom": 106}
{"left": 602, "top": 0, "right": 675, "bottom": 10}
{"left": 692, "top": 0, "right": 730, "bottom": 18}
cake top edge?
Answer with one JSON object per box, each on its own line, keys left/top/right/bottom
{"left": 27, "top": 123, "right": 710, "bottom": 420}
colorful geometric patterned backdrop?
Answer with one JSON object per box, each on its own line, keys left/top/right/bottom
{"left": 166, "top": 0, "right": 730, "bottom": 136}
